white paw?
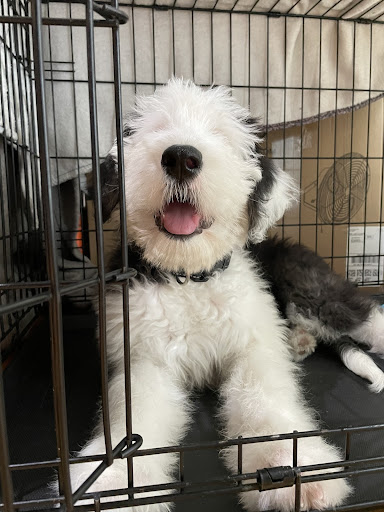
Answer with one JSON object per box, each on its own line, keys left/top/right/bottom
{"left": 51, "top": 458, "right": 173, "bottom": 512}
{"left": 240, "top": 475, "right": 351, "bottom": 511}
{"left": 288, "top": 326, "right": 318, "bottom": 362}
{"left": 237, "top": 436, "right": 351, "bottom": 511}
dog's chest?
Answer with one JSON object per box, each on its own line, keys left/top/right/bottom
{"left": 124, "top": 254, "right": 276, "bottom": 383}
{"left": 106, "top": 252, "right": 282, "bottom": 385}
{"left": 130, "top": 275, "right": 242, "bottom": 346}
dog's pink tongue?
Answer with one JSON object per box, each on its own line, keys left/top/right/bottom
{"left": 163, "top": 202, "right": 201, "bottom": 235}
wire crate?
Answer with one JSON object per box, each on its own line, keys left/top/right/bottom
{"left": 0, "top": 0, "right": 44, "bottom": 353}
{"left": 1, "top": 1, "right": 384, "bottom": 511}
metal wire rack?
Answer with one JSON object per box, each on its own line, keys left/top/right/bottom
{"left": 1, "top": 0, "right": 384, "bottom": 511}
{"left": 0, "top": 0, "right": 44, "bottom": 354}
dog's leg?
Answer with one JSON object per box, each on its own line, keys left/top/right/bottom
{"left": 286, "top": 300, "right": 384, "bottom": 391}
{"left": 286, "top": 297, "right": 384, "bottom": 358}
{"left": 338, "top": 341, "right": 384, "bottom": 393}
{"left": 220, "top": 347, "right": 351, "bottom": 511}
{"left": 66, "top": 358, "right": 190, "bottom": 512}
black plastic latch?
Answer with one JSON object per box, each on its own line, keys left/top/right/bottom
{"left": 257, "top": 466, "right": 295, "bottom": 491}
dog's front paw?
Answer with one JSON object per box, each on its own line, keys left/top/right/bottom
{"left": 240, "top": 476, "right": 351, "bottom": 511}
{"left": 50, "top": 459, "right": 174, "bottom": 512}
{"left": 236, "top": 436, "right": 351, "bottom": 512}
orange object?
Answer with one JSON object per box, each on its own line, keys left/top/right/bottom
{"left": 75, "top": 216, "right": 83, "bottom": 253}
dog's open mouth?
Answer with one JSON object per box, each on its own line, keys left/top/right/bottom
{"left": 155, "top": 200, "right": 212, "bottom": 238}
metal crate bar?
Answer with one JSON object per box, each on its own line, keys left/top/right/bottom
{"left": 30, "top": 0, "right": 73, "bottom": 508}
{"left": 110, "top": 0, "right": 134, "bottom": 494}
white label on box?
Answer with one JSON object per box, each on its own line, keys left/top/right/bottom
{"left": 347, "top": 226, "right": 384, "bottom": 285}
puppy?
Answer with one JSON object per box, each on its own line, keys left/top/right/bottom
{"left": 66, "top": 80, "right": 352, "bottom": 511}
{"left": 251, "top": 237, "right": 384, "bottom": 393}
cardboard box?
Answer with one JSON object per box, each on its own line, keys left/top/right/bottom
{"left": 267, "top": 97, "right": 384, "bottom": 291}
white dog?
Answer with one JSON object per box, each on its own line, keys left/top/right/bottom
{"left": 67, "top": 80, "right": 352, "bottom": 511}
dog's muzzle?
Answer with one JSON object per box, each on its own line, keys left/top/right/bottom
{"left": 156, "top": 145, "right": 212, "bottom": 238}
{"left": 161, "top": 145, "right": 202, "bottom": 182}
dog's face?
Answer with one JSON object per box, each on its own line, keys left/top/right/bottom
{"left": 102, "top": 80, "right": 297, "bottom": 274}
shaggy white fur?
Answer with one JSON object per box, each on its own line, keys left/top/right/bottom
{"left": 67, "top": 80, "right": 351, "bottom": 511}
{"left": 110, "top": 80, "right": 265, "bottom": 275}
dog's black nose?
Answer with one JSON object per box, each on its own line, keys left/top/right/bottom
{"left": 161, "top": 145, "right": 202, "bottom": 181}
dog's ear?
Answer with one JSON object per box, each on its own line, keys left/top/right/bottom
{"left": 248, "top": 156, "right": 298, "bottom": 243}
{"left": 88, "top": 122, "right": 135, "bottom": 223}
{"left": 100, "top": 154, "right": 120, "bottom": 223}
{"left": 87, "top": 153, "right": 119, "bottom": 223}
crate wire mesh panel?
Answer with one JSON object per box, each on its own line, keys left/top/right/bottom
{"left": 28, "top": 0, "right": 384, "bottom": 285}
{"left": 1, "top": 0, "right": 384, "bottom": 511}
{"left": 0, "top": 0, "right": 43, "bottom": 354}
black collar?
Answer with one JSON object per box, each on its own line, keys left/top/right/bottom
{"left": 115, "top": 244, "right": 232, "bottom": 286}
{"left": 172, "top": 254, "right": 232, "bottom": 285}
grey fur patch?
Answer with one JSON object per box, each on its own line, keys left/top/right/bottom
{"left": 95, "top": 154, "right": 120, "bottom": 223}
{"left": 247, "top": 156, "right": 279, "bottom": 235}
{"left": 249, "top": 237, "right": 374, "bottom": 336}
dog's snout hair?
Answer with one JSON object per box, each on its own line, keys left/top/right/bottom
{"left": 98, "top": 79, "right": 298, "bottom": 274}
{"left": 161, "top": 145, "right": 202, "bottom": 182}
